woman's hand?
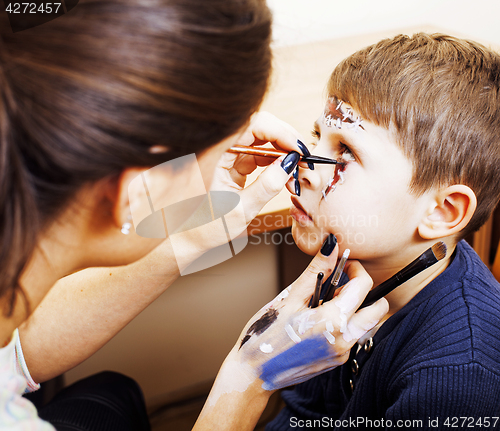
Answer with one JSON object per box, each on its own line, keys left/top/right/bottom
{"left": 228, "top": 237, "right": 388, "bottom": 392}
{"left": 210, "top": 111, "right": 306, "bottom": 222}
{"left": 194, "top": 237, "right": 389, "bottom": 430}
{"left": 172, "top": 112, "right": 306, "bottom": 270}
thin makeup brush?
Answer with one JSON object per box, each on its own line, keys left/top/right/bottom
{"left": 359, "top": 241, "right": 447, "bottom": 309}
{"left": 322, "top": 249, "right": 350, "bottom": 303}
{"left": 228, "top": 145, "right": 340, "bottom": 165}
{"left": 310, "top": 272, "right": 324, "bottom": 309}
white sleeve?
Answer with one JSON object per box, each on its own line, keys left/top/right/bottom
{"left": 13, "top": 330, "right": 40, "bottom": 393}
{"left": 0, "top": 329, "right": 55, "bottom": 430}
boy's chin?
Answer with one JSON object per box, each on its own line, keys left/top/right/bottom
{"left": 291, "top": 228, "right": 321, "bottom": 256}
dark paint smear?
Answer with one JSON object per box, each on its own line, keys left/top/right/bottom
{"left": 239, "top": 308, "right": 279, "bottom": 349}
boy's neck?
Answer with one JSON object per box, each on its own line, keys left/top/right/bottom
{"left": 361, "top": 241, "right": 457, "bottom": 319}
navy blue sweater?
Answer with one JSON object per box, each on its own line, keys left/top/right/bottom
{"left": 267, "top": 241, "right": 500, "bottom": 430}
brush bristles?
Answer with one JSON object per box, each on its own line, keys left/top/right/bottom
{"left": 431, "top": 241, "right": 447, "bottom": 261}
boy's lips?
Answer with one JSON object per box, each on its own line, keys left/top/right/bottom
{"left": 290, "top": 196, "right": 314, "bottom": 226}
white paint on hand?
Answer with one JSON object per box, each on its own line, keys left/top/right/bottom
{"left": 323, "top": 330, "right": 336, "bottom": 345}
{"left": 285, "top": 324, "right": 301, "bottom": 344}
{"left": 335, "top": 280, "right": 361, "bottom": 315}
{"left": 294, "top": 309, "right": 316, "bottom": 335}
{"left": 339, "top": 313, "right": 348, "bottom": 334}
{"left": 276, "top": 287, "right": 290, "bottom": 301}
{"left": 326, "top": 320, "right": 334, "bottom": 333}
{"left": 260, "top": 343, "right": 274, "bottom": 353}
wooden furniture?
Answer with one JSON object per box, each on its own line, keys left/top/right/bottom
{"left": 493, "top": 240, "right": 500, "bottom": 282}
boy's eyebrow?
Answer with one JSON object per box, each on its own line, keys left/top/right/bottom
{"left": 323, "top": 97, "right": 364, "bottom": 131}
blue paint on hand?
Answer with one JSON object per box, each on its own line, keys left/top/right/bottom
{"left": 259, "top": 335, "right": 330, "bottom": 390}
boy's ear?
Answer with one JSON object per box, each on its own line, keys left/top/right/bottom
{"left": 418, "top": 185, "right": 477, "bottom": 240}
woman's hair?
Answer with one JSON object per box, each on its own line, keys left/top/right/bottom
{"left": 328, "top": 33, "right": 500, "bottom": 240}
{"left": 0, "top": 0, "right": 272, "bottom": 316}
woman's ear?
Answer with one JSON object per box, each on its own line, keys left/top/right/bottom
{"left": 108, "top": 168, "right": 148, "bottom": 230}
{"left": 418, "top": 185, "right": 477, "bottom": 240}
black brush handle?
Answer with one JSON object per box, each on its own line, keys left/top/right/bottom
{"left": 310, "top": 272, "right": 324, "bottom": 309}
{"left": 359, "top": 248, "right": 438, "bottom": 309}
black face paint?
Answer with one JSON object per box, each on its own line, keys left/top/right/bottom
{"left": 239, "top": 308, "right": 279, "bottom": 349}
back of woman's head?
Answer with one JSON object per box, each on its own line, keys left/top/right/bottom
{"left": 0, "top": 0, "right": 272, "bottom": 315}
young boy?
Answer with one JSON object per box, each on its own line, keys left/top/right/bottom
{"left": 267, "top": 33, "right": 500, "bottom": 429}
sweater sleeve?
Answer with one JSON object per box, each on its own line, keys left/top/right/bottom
{"left": 386, "top": 363, "right": 500, "bottom": 429}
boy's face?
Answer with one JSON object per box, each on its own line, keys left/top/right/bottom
{"left": 289, "top": 99, "right": 429, "bottom": 262}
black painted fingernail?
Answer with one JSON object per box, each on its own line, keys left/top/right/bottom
{"left": 321, "top": 233, "right": 337, "bottom": 256}
{"left": 293, "top": 166, "right": 299, "bottom": 179}
{"left": 297, "top": 139, "right": 314, "bottom": 171}
{"left": 295, "top": 179, "right": 301, "bottom": 196}
{"left": 296, "top": 139, "right": 311, "bottom": 156}
{"left": 281, "top": 151, "right": 300, "bottom": 175}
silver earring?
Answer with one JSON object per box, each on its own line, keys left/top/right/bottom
{"left": 121, "top": 222, "right": 132, "bottom": 235}
{"left": 121, "top": 214, "right": 133, "bottom": 235}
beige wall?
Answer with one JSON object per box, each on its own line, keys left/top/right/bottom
{"left": 65, "top": 238, "right": 279, "bottom": 404}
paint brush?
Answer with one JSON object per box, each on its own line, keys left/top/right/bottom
{"left": 228, "top": 145, "right": 340, "bottom": 165}
{"left": 310, "top": 272, "right": 324, "bottom": 308}
{"left": 322, "top": 249, "right": 350, "bottom": 303}
{"left": 359, "top": 242, "right": 447, "bottom": 309}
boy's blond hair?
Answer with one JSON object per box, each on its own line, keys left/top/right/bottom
{"left": 328, "top": 33, "right": 500, "bottom": 238}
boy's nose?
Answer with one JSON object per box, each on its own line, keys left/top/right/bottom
{"left": 295, "top": 164, "right": 327, "bottom": 192}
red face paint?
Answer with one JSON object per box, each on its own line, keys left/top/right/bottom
{"left": 324, "top": 160, "right": 346, "bottom": 196}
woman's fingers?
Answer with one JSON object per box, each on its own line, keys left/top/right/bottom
{"left": 320, "top": 260, "right": 388, "bottom": 347}
{"left": 239, "top": 111, "right": 303, "bottom": 153}
{"left": 287, "top": 234, "right": 339, "bottom": 304}
{"left": 237, "top": 152, "right": 300, "bottom": 221}
{"left": 342, "top": 298, "right": 389, "bottom": 343}
{"left": 213, "top": 112, "right": 310, "bottom": 221}
{"left": 232, "top": 248, "right": 390, "bottom": 393}
{"left": 329, "top": 260, "right": 373, "bottom": 317}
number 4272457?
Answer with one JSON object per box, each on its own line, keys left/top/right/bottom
{"left": 6, "top": 3, "right": 62, "bottom": 14}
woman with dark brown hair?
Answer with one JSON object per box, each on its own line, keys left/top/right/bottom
{"left": 0, "top": 1, "right": 388, "bottom": 429}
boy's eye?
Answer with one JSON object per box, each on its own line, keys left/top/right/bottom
{"left": 339, "top": 143, "right": 355, "bottom": 162}
{"left": 310, "top": 128, "right": 356, "bottom": 161}
{"left": 310, "top": 129, "right": 320, "bottom": 147}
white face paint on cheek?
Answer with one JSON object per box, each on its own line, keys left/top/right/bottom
{"left": 322, "top": 151, "right": 354, "bottom": 201}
